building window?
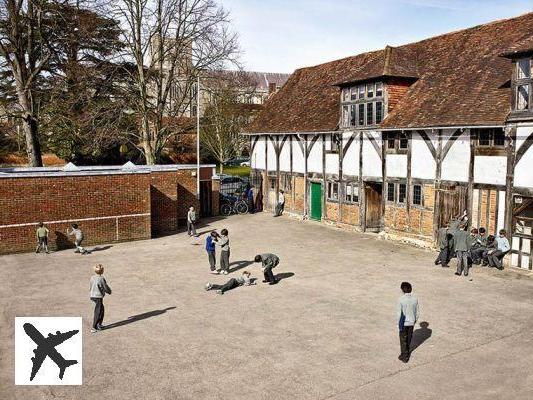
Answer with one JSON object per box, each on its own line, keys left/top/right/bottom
{"left": 384, "top": 131, "right": 408, "bottom": 153}
{"left": 340, "top": 81, "right": 384, "bottom": 128}
{"left": 327, "top": 182, "right": 339, "bottom": 201}
{"left": 366, "top": 102, "right": 374, "bottom": 125}
{"left": 398, "top": 183, "right": 407, "bottom": 204}
{"left": 358, "top": 85, "right": 365, "bottom": 99}
{"left": 517, "top": 84, "right": 529, "bottom": 110}
{"left": 350, "top": 87, "right": 357, "bottom": 101}
{"left": 342, "top": 105, "right": 349, "bottom": 127}
{"left": 412, "top": 185, "right": 422, "bottom": 206}
{"left": 375, "top": 102, "right": 383, "bottom": 124}
{"left": 517, "top": 58, "right": 531, "bottom": 79}
{"left": 475, "top": 128, "right": 506, "bottom": 148}
{"left": 387, "top": 183, "right": 395, "bottom": 202}
{"left": 367, "top": 83, "right": 374, "bottom": 98}
{"left": 345, "top": 183, "right": 359, "bottom": 203}
{"left": 358, "top": 103, "right": 365, "bottom": 125}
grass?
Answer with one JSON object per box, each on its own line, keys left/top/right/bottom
{"left": 216, "top": 164, "right": 251, "bottom": 177}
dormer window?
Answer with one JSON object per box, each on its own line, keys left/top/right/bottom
{"left": 513, "top": 57, "right": 532, "bottom": 112}
{"left": 340, "top": 81, "right": 385, "bottom": 128}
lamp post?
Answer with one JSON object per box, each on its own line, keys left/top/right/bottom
{"left": 196, "top": 75, "right": 201, "bottom": 200}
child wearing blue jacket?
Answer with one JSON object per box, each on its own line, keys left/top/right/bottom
{"left": 206, "top": 231, "right": 218, "bottom": 274}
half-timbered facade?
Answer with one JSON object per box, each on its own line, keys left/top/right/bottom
{"left": 244, "top": 13, "right": 533, "bottom": 270}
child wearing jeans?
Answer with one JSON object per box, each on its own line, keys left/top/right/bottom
{"left": 205, "top": 271, "right": 254, "bottom": 294}
{"left": 89, "top": 264, "right": 112, "bottom": 333}
{"left": 67, "top": 223, "right": 88, "bottom": 254}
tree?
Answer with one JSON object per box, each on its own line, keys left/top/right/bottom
{"left": 200, "top": 71, "right": 258, "bottom": 175}
{"left": 0, "top": 0, "right": 58, "bottom": 166}
{"left": 40, "top": 2, "right": 135, "bottom": 164}
{"left": 114, "top": 0, "right": 239, "bottom": 164}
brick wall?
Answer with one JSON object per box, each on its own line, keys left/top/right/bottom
{"left": 387, "top": 79, "right": 412, "bottom": 113}
{"left": 0, "top": 173, "right": 151, "bottom": 254}
{"left": 0, "top": 166, "right": 215, "bottom": 254}
{"left": 292, "top": 176, "right": 305, "bottom": 214}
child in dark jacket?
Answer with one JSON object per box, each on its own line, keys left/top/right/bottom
{"left": 206, "top": 231, "right": 218, "bottom": 274}
{"left": 89, "top": 264, "right": 112, "bottom": 333}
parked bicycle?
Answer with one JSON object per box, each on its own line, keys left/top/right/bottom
{"left": 220, "top": 194, "right": 249, "bottom": 216}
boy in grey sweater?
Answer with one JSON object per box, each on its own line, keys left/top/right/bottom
{"left": 205, "top": 271, "right": 254, "bottom": 294}
{"left": 254, "top": 253, "right": 280, "bottom": 284}
{"left": 89, "top": 264, "right": 112, "bottom": 333}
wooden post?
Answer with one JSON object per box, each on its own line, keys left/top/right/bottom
{"left": 467, "top": 129, "right": 475, "bottom": 229}
{"left": 304, "top": 136, "right": 309, "bottom": 217}
{"left": 338, "top": 133, "right": 344, "bottom": 225}
{"left": 406, "top": 131, "right": 412, "bottom": 231}
{"left": 504, "top": 125, "right": 517, "bottom": 235}
{"left": 264, "top": 136, "right": 268, "bottom": 211}
{"left": 381, "top": 131, "right": 387, "bottom": 231}
{"left": 433, "top": 129, "right": 443, "bottom": 239}
{"left": 322, "top": 134, "right": 327, "bottom": 220}
{"left": 359, "top": 132, "right": 366, "bottom": 231}
{"left": 274, "top": 136, "right": 280, "bottom": 211}
{"left": 290, "top": 137, "right": 294, "bottom": 212}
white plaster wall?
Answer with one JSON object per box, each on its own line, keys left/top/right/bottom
{"left": 497, "top": 190, "right": 506, "bottom": 232}
{"left": 474, "top": 156, "right": 506, "bottom": 185}
{"left": 293, "top": 142, "right": 305, "bottom": 173}
{"left": 279, "top": 138, "right": 291, "bottom": 172}
{"left": 441, "top": 134, "right": 469, "bottom": 182}
{"left": 325, "top": 153, "right": 338, "bottom": 175}
{"left": 516, "top": 124, "right": 533, "bottom": 150}
{"left": 343, "top": 135, "right": 359, "bottom": 177}
{"left": 308, "top": 137, "right": 323, "bottom": 173}
{"left": 267, "top": 139, "right": 276, "bottom": 171}
{"left": 411, "top": 131, "right": 436, "bottom": 180}
{"left": 515, "top": 145, "right": 533, "bottom": 188}
{"left": 362, "top": 132, "right": 382, "bottom": 178}
{"left": 386, "top": 154, "right": 407, "bottom": 178}
{"left": 252, "top": 137, "right": 265, "bottom": 169}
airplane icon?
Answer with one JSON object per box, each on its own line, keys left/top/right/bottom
{"left": 23, "top": 323, "right": 79, "bottom": 381}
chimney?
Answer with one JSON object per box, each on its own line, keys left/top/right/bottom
{"left": 268, "top": 82, "right": 277, "bottom": 95}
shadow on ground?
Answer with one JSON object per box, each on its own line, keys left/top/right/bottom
{"left": 275, "top": 272, "right": 295, "bottom": 281}
{"left": 229, "top": 260, "right": 255, "bottom": 272}
{"left": 411, "top": 321, "right": 432, "bottom": 352}
{"left": 104, "top": 307, "right": 176, "bottom": 330}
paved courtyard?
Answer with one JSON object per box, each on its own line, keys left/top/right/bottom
{"left": 1, "top": 212, "right": 533, "bottom": 400}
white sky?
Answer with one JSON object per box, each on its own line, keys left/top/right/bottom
{"left": 221, "top": 0, "right": 532, "bottom": 73}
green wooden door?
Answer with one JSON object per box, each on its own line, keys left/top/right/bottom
{"left": 310, "top": 182, "right": 322, "bottom": 221}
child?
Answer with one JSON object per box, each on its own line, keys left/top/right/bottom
{"left": 487, "top": 229, "right": 510, "bottom": 270}
{"left": 204, "top": 271, "right": 255, "bottom": 295}
{"left": 397, "top": 281, "right": 419, "bottom": 363}
{"left": 454, "top": 223, "right": 473, "bottom": 277}
{"left": 470, "top": 227, "right": 488, "bottom": 265}
{"left": 187, "top": 206, "right": 198, "bottom": 237}
{"left": 482, "top": 235, "right": 497, "bottom": 266}
{"left": 215, "top": 229, "right": 230, "bottom": 274}
{"left": 67, "top": 223, "right": 88, "bottom": 254}
{"left": 206, "top": 231, "right": 218, "bottom": 274}
{"left": 254, "top": 253, "right": 280, "bottom": 284}
{"left": 89, "top": 264, "right": 112, "bottom": 333}
{"left": 35, "top": 222, "right": 50, "bottom": 254}
{"left": 434, "top": 223, "right": 453, "bottom": 267}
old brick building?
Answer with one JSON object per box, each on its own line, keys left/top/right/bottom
{"left": 0, "top": 163, "right": 218, "bottom": 254}
{"left": 245, "top": 13, "right": 533, "bottom": 270}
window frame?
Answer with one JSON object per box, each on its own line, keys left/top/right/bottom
{"left": 383, "top": 131, "right": 409, "bottom": 154}
{"left": 472, "top": 128, "right": 507, "bottom": 155}
{"left": 512, "top": 57, "right": 533, "bottom": 114}
{"left": 327, "top": 181, "right": 339, "bottom": 202}
{"left": 386, "top": 182, "right": 396, "bottom": 203}
{"left": 397, "top": 183, "right": 407, "bottom": 204}
{"left": 412, "top": 184, "right": 423, "bottom": 206}
{"left": 339, "top": 81, "right": 385, "bottom": 128}
{"left": 344, "top": 182, "right": 359, "bottom": 204}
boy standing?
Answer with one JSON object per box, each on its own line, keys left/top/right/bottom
{"left": 254, "top": 253, "right": 280, "bottom": 284}
{"left": 454, "top": 223, "right": 473, "bottom": 277}
{"left": 89, "top": 264, "right": 112, "bottom": 333}
{"left": 487, "top": 229, "right": 510, "bottom": 270}
{"left": 67, "top": 223, "right": 88, "bottom": 254}
{"left": 35, "top": 222, "right": 50, "bottom": 254}
{"left": 187, "top": 206, "right": 198, "bottom": 237}
{"left": 215, "top": 229, "right": 230, "bottom": 275}
{"left": 206, "top": 231, "right": 218, "bottom": 274}
{"left": 397, "top": 281, "right": 419, "bottom": 363}
{"left": 205, "top": 271, "right": 255, "bottom": 295}
{"left": 434, "top": 224, "right": 453, "bottom": 267}
{"left": 275, "top": 190, "right": 285, "bottom": 216}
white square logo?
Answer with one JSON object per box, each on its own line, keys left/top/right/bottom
{"left": 15, "top": 317, "right": 82, "bottom": 385}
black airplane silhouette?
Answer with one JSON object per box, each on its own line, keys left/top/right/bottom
{"left": 23, "top": 323, "right": 79, "bottom": 381}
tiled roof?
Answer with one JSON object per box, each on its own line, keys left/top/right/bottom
{"left": 246, "top": 12, "right": 533, "bottom": 133}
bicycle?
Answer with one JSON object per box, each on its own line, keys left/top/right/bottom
{"left": 220, "top": 196, "right": 249, "bottom": 216}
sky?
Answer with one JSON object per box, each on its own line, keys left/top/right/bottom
{"left": 221, "top": 0, "right": 533, "bottom": 73}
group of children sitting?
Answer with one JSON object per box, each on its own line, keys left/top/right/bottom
{"left": 435, "top": 212, "right": 511, "bottom": 276}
